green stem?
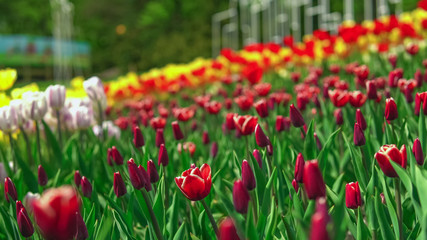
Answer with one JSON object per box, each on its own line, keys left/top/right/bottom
{"left": 359, "top": 147, "right": 369, "bottom": 178}
{"left": 200, "top": 199, "right": 219, "bottom": 236}
{"left": 56, "top": 109, "right": 63, "bottom": 150}
{"left": 35, "top": 121, "right": 42, "bottom": 166}
{"left": 19, "top": 126, "right": 34, "bottom": 166}
{"left": 300, "top": 127, "right": 306, "bottom": 138}
{"left": 394, "top": 178, "right": 403, "bottom": 240}
{"left": 141, "top": 189, "right": 164, "bottom": 240}
{"left": 250, "top": 190, "right": 258, "bottom": 223}
{"left": 163, "top": 165, "right": 169, "bottom": 209}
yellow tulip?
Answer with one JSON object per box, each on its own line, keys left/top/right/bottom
{"left": 11, "top": 83, "right": 39, "bottom": 99}
{"left": 0, "top": 68, "right": 17, "bottom": 91}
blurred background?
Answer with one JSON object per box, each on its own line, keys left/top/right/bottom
{"left": 0, "top": 0, "right": 420, "bottom": 82}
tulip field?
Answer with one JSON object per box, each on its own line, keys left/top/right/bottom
{"left": 5, "top": 2, "right": 427, "bottom": 240}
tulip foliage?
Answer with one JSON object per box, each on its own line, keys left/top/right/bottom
{"left": 5, "top": 6, "right": 427, "bottom": 240}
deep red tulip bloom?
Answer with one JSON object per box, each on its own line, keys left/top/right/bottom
{"left": 375, "top": 144, "right": 407, "bottom": 178}
{"left": 241, "top": 160, "right": 256, "bottom": 191}
{"left": 127, "top": 158, "right": 146, "bottom": 189}
{"left": 366, "top": 80, "right": 378, "bottom": 99}
{"left": 210, "top": 142, "right": 218, "bottom": 158}
{"left": 194, "top": 95, "right": 211, "bottom": 107}
{"left": 225, "top": 113, "right": 237, "bottom": 130}
{"left": 75, "top": 212, "right": 88, "bottom": 240}
{"left": 415, "top": 69, "right": 423, "bottom": 87}
{"left": 80, "top": 177, "right": 92, "bottom": 198}
{"left": 133, "top": 126, "right": 145, "bottom": 148}
{"left": 388, "top": 54, "right": 397, "bottom": 69}
{"left": 349, "top": 91, "right": 367, "bottom": 107}
{"left": 242, "top": 62, "right": 263, "bottom": 84}
{"left": 138, "top": 165, "right": 151, "bottom": 192}
{"left": 16, "top": 200, "right": 25, "bottom": 216}
{"left": 150, "top": 117, "right": 167, "bottom": 129}
{"left": 253, "top": 83, "right": 271, "bottom": 96}
{"left": 406, "top": 43, "right": 419, "bottom": 55}
{"left": 233, "top": 115, "right": 258, "bottom": 135}
{"left": 233, "top": 180, "right": 250, "bottom": 214}
{"left": 413, "top": 138, "right": 424, "bottom": 165}
{"left": 292, "top": 179, "right": 299, "bottom": 192}
{"left": 303, "top": 160, "right": 326, "bottom": 199}
{"left": 147, "top": 160, "right": 159, "bottom": 183}
{"left": 294, "top": 153, "right": 305, "bottom": 183}
{"left": 354, "top": 65, "right": 369, "bottom": 82}
{"left": 171, "top": 121, "right": 184, "bottom": 140}
{"left": 356, "top": 109, "right": 367, "bottom": 131}
{"left": 291, "top": 72, "right": 300, "bottom": 82}
{"left": 389, "top": 68, "right": 403, "bottom": 88}
{"left": 234, "top": 95, "right": 253, "bottom": 111}
{"left": 333, "top": 109, "right": 343, "bottom": 125}
{"left": 255, "top": 124, "right": 269, "bottom": 148}
{"left": 353, "top": 123, "right": 366, "bottom": 146}
{"left": 252, "top": 149, "right": 262, "bottom": 168}
{"left": 74, "top": 171, "right": 82, "bottom": 187}
{"left": 32, "top": 186, "right": 79, "bottom": 240}
{"left": 276, "top": 115, "right": 285, "bottom": 132}
{"left": 38, "top": 165, "right": 48, "bottom": 186}
{"left": 309, "top": 197, "right": 330, "bottom": 240}
{"left": 224, "top": 98, "right": 233, "bottom": 109}
{"left": 175, "top": 164, "right": 212, "bottom": 201}
{"left": 114, "top": 172, "right": 127, "bottom": 198}
{"left": 219, "top": 218, "right": 241, "bottom": 240}
{"left": 202, "top": 131, "right": 210, "bottom": 145}
{"left": 114, "top": 117, "right": 129, "bottom": 130}
{"left": 173, "top": 107, "right": 195, "bottom": 122}
{"left": 107, "top": 148, "right": 113, "bottom": 166}
{"left": 4, "top": 177, "right": 17, "bottom": 202}
{"left": 385, "top": 98, "right": 398, "bottom": 121}
{"left": 17, "top": 208, "right": 34, "bottom": 238}
{"left": 155, "top": 129, "right": 165, "bottom": 147}
{"left": 345, "top": 182, "right": 362, "bottom": 209}
{"left": 289, "top": 104, "right": 305, "bottom": 128}
{"left": 328, "top": 89, "right": 349, "bottom": 107}
{"left": 253, "top": 99, "right": 269, "bottom": 118}
{"left": 111, "top": 146, "right": 124, "bottom": 165}
{"left": 205, "top": 101, "right": 222, "bottom": 114}
{"left": 158, "top": 144, "right": 169, "bottom": 166}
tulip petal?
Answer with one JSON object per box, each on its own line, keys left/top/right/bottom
{"left": 181, "top": 174, "right": 205, "bottom": 201}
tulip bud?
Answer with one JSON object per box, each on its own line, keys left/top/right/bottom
{"left": 388, "top": 54, "right": 397, "bottom": 69}
{"left": 74, "top": 171, "right": 82, "bottom": 187}
{"left": 80, "top": 177, "right": 92, "bottom": 198}
{"left": 294, "top": 153, "right": 305, "bottom": 183}
{"left": 405, "top": 86, "right": 414, "bottom": 103}
{"left": 309, "top": 197, "right": 330, "bottom": 240}
{"left": 355, "top": 109, "right": 367, "bottom": 131}
{"left": 415, "top": 93, "right": 421, "bottom": 116}
{"left": 111, "top": 146, "right": 124, "bottom": 165}
{"left": 155, "top": 129, "right": 165, "bottom": 147}
{"left": 38, "top": 165, "right": 48, "bottom": 186}
{"left": 266, "top": 140, "right": 273, "bottom": 156}
{"left": 171, "top": 121, "right": 184, "bottom": 140}
{"left": 290, "top": 104, "right": 305, "bottom": 127}
{"left": 413, "top": 138, "right": 424, "bottom": 165}
{"left": 127, "top": 159, "right": 146, "bottom": 189}
{"left": 210, "top": 142, "right": 218, "bottom": 158}
{"left": 17, "top": 208, "right": 34, "bottom": 237}
{"left": 139, "top": 165, "right": 151, "bottom": 192}
{"left": 254, "top": 99, "right": 269, "bottom": 118}
{"left": 45, "top": 85, "right": 66, "bottom": 110}
{"left": 147, "top": 160, "right": 159, "bottom": 183}
{"left": 107, "top": 148, "right": 113, "bottom": 166}
{"left": 133, "top": 126, "right": 145, "bottom": 148}
{"left": 75, "top": 211, "right": 89, "bottom": 240}
{"left": 345, "top": 182, "right": 362, "bottom": 209}
{"left": 219, "top": 218, "right": 241, "bottom": 240}
{"left": 241, "top": 160, "right": 256, "bottom": 191}
{"left": 225, "top": 113, "right": 236, "bottom": 130}
{"left": 366, "top": 80, "right": 378, "bottom": 100}
{"left": 158, "top": 144, "right": 169, "bottom": 166}
{"left": 292, "top": 179, "right": 299, "bottom": 192}
{"left": 202, "top": 131, "right": 210, "bottom": 145}
{"left": 333, "top": 109, "right": 343, "bottom": 125}
{"left": 252, "top": 149, "right": 262, "bottom": 168}
{"left": 233, "top": 180, "right": 250, "bottom": 214}
{"left": 4, "top": 177, "right": 17, "bottom": 202}
{"left": 385, "top": 98, "right": 398, "bottom": 121}
{"left": 303, "top": 160, "right": 326, "bottom": 199}
{"left": 114, "top": 172, "right": 127, "bottom": 198}
{"left": 353, "top": 123, "right": 366, "bottom": 146}
{"left": 16, "top": 200, "right": 25, "bottom": 216}
{"left": 255, "top": 124, "right": 269, "bottom": 148}
{"left": 415, "top": 69, "right": 423, "bottom": 88}
{"left": 276, "top": 115, "right": 285, "bottom": 132}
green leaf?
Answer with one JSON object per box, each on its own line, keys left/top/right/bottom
{"left": 374, "top": 190, "right": 395, "bottom": 240}
{"left": 42, "top": 120, "right": 63, "bottom": 166}
{"left": 173, "top": 222, "right": 186, "bottom": 240}
{"left": 343, "top": 133, "right": 367, "bottom": 191}
{"left": 318, "top": 128, "right": 340, "bottom": 174}
{"left": 304, "top": 120, "right": 316, "bottom": 159}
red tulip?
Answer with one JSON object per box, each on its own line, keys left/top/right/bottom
{"left": 175, "top": 164, "right": 212, "bottom": 201}
{"left": 133, "top": 126, "right": 145, "bottom": 148}
{"left": 385, "top": 98, "right": 398, "bottom": 121}
{"left": 233, "top": 180, "right": 250, "bottom": 214}
{"left": 194, "top": 95, "right": 211, "bottom": 107}
{"left": 241, "top": 160, "right": 256, "bottom": 191}
{"left": 147, "top": 160, "right": 159, "bottom": 183}
{"left": 291, "top": 72, "right": 301, "bottom": 82}
{"left": 178, "top": 142, "right": 196, "bottom": 157}
{"left": 210, "top": 142, "right": 218, "bottom": 158}
{"left": 138, "top": 165, "right": 151, "bottom": 192}
{"left": 303, "top": 160, "right": 326, "bottom": 199}
{"left": 242, "top": 62, "right": 263, "bottom": 84}
{"left": 276, "top": 115, "right": 285, "bottom": 132}
{"left": 252, "top": 149, "right": 262, "bottom": 168}
{"left": 406, "top": 43, "right": 419, "bottom": 55}
{"left": 32, "top": 186, "right": 79, "bottom": 240}
{"left": 158, "top": 144, "right": 169, "bottom": 166}
{"left": 294, "top": 153, "right": 305, "bottom": 183}
{"left": 267, "top": 140, "right": 273, "bottom": 156}
{"left": 354, "top": 65, "right": 369, "bottom": 82}
{"left": 225, "top": 113, "right": 237, "bottom": 130}
{"left": 366, "top": 80, "right": 378, "bottom": 100}
{"left": 155, "top": 129, "right": 165, "bottom": 147}
{"left": 233, "top": 115, "right": 258, "bottom": 135}
{"left": 173, "top": 107, "right": 195, "bottom": 122}
{"left": 255, "top": 124, "right": 269, "bottom": 148}
{"left": 74, "top": 171, "right": 82, "bottom": 187}
{"left": 4, "top": 177, "right": 17, "bottom": 202}
{"left": 171, "top": 121, "right": 184, "bottom": 140}
{"left": 292, "top": 179, "right": 299, "bottom": 192}
{"left": 413, "top": 138, "right": 424, "bottom": 165}
{"left": 289, "top": 104, "right": 305, "bottom": 127}
{"left": 127, "top": 158, "right": 146, "bottom": 189}
{"left": 205, "top": 101, "right": 222, "bottom": 115}
{"left": 75, "top": 212, "right": 88, "bottom": 240}
{"left": 345, "top": 182, "right": 362, "bottom": 209}
{"left": 253, "top": 83, "right": 271, "bottom": 96}
{"left": 202, "top": 131, "right": 210, "bottom": 145}
{"left": 114, "top": 172, "right": 127, "bottom": 198}
{"left": 353, "top": 122, "right": 366, "bottom": 146}
{"left": 388, "top": 54, "right": 397, "bottom": 69}
{"left": 38, "top": 165, "right": 48, "bottom": 186}
{"left": 375, "top": 144, "right": 407, "bottom": 178}
{"left": 328, "top": 89, "right": 349, "bottom": 107}
{"left": 234, "top": 95, "right": 253, "bottom": 111}
{"left": 389, "top": 68, "right": 403, "bottom": 88}
{"left": 253, "top": 99, "right": 269, "bottom": 118}
{"left": 80, "top": 177, "right": 92, "bottom": 198}
{"left": 17, "top": 208, "right": 34, "bottom": 238}
{"left": 349, "top": 91, "right": 367, "bottom": 107}
{"left": 415, "top": 69, "right": 423, "bottom": 88}
{"left": 333, "top": 109, "right": 343, "bottom": 125}
{"left": 219, "top": 217, "right": 241, "bottom": 240}
{"left": 356, "top": 109, "right": 367, "bottom": 131}
{"left": 309, "top": 197, "right": 330, "bottom": 240}
{"left": 111, "top": 146, "right": 124, "bottom": 165}
{"left": 150, "top": 117, "right": 167, "bottom": 129}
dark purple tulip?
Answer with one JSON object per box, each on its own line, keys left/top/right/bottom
{"left": 75, "top": 211, "right": 89, "bottom": 240}
{"left": 127, "top": 158, "right": 146, "bottom": 190}
{"left": 158, "top": 144, "right": 169, "bottom": 166}
{"left": 171, "top": 121, "right": 184, "bottom": 140}
{"left": 290, "top": 104, "right": 305, "bottom": 127}
{"left": 333, "top": 109, "right": 343, "bottom": 125}
{"left": 415, "top": 69, "right": 423, "bottom": 88}
{"left": 356, "top": 109, "right": 367, "bottom": 131}
{"left": 385, "top": 98, "right": 398, "bottom": 121}
{"left": 353, "top": 122, "right": 366, "bottom": 146}
{"left": 413, "top": 138, "right": 424, "bottom": 165}
{"left": 80, "top": 177, "right": 92, "bottom": 198}
{"left": 255, "top": 124, "right": 269, "bottom": 148}
{"left": 114, "top": 172, "right": 127, "bottom": 198}
{"left": 147, "top": 160, "right": 159, "bottom": 183}
{"left": 111, "top": 146, "right": 124, "bottom": 165}
{"left": 133, "top": 126, "right": 145, "bottom": 148}
{"left": 38, "top": 165, "right": 48, "bottom": 186}
{"left": 405, "top": 86, "right": 414, "bottom": 103}
{"left": 107, "top": 148, "right": 113, "bottom": 166}
{"left": 252, "top": 149, "right": 262, "bottom": 168}
{"left": 241, "top": 160, "right": 256, "bottom": 191}
{"left": 294, "top": 153, "right": 305, "bottom": 183}
{"left": 210, "top": 142, "right": 218, "bottom": 158}
{"left": 155, "top": 129, "right": 165, "bottom": 147}
{"left": 233, "top": 180, "right": 250, "bottom": 214}
{"left": 16, "top": 200, "right": 25, "bottom": 216}
{"left": 17, "top": 208, "right": 34, "bottom": 237}
{"left": 303, "top": 160, "right": 326, "bottom": 200}
{"left": 202, "top": 131, "right": 210, "bottom": 145}
{"left": 4, "top": 177, "right": 17, "bottom": 202}
{"left": 74, "top": 171, "right": 82, "bottom": 187}
{"left": 366, "top": 80, "right": 378, "bottom": 100}
{"left": 138, "top": 165, "right": 151, "bottom": 192}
